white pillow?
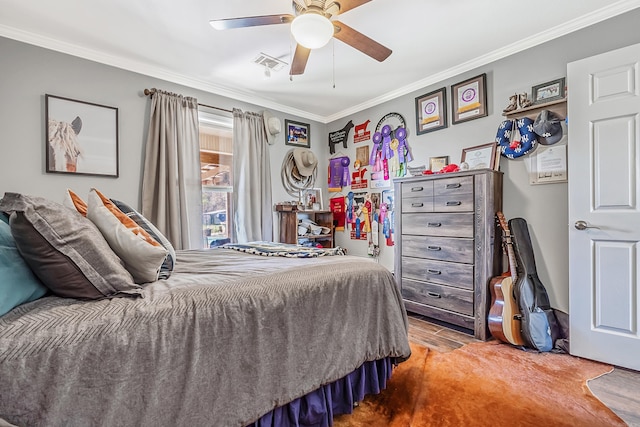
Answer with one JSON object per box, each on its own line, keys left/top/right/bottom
{"left": 86, "top": 189, "right": 167, "bottom": 284}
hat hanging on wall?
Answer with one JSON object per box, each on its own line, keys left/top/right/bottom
{"left": 292, "top": 148, "right": 318, "bottom": 177}
{"left": 533, "top": 110, "right": 563, "bottom": 145}
{"left": 262, "top": 110, "right": 281, "bottom": 145}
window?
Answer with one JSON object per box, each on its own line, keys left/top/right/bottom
{"left": 199, "top": 111, "right": 233, "bottom": 248}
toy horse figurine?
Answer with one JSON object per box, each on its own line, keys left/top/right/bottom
{"left": 48, "top": 116, "right": 83, "bottom": 172}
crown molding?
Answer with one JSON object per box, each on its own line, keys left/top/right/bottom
{"left": 2, "top": 0, "right": 640, "bottom": 125}
{"left": 0, "top": 24, "right": 325, "bottom": 123}
{"left": 325, "top": 0, "right": 640, "bottom": 123}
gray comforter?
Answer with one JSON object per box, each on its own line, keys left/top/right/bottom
{"left": 0, "top": 249, "right": 411, "bottom": 427}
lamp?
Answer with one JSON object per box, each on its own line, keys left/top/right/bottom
{"left": 290, "top": 11, "right": 334, "bottom": 49}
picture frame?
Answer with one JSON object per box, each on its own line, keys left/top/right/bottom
{"left": 531, "top": 77, "right": 565, "bottom": 105}
{"left": 304, "top": 188, "right": 323, "bottom": 211}
{"left": 285, "top": 119, "right": 310, "bottom": 148}
{"left": 451, "top": 73, "right": 488, "bottom": 125}
{"left": 461, "top": 142, "right": 497, "bottom": 170}
{"left": 415, "top": 87, "right": 447, "bottom": 134}
{"left": 429, "top": 155, "right": 449, "bottom": 172}
{"left": 529, "top": 144, "right": 568, "bottom": 185}
{"left": 45, "top": 94, "right": 119, "bottom": 177}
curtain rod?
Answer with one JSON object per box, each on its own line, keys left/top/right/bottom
{"left": 143, "top": 88, "right": 233, "bottom": 114}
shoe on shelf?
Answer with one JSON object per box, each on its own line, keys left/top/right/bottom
{"left": 518, "top": 92, "right": 532, "bottom": 108}
{"left": 502, "top": 94, "right": 518, "bottom": 113}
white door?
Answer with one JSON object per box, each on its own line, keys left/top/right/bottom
{"left": 568, "top": 42, "right": 640, "bottom": 371}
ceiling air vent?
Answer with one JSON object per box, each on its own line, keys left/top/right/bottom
{"left": 253, "top": 53, "right": 288, "bottom": 72}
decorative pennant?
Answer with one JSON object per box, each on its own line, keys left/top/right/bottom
{"left": 329, "top": 196, "right": 346, "bottom": 231}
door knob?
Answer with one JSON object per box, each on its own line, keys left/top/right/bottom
{"left": 574, "top": 220, "right": 600, "bottom": 230}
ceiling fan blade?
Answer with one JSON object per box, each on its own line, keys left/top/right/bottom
{"left": 290, "top": 44, "right": 311, "bottom": 75}
{"left": 209, "top": 14, "right": 294, "bottom": 30}
{"left": 332, "top": 20, "right": 391, "bottom": 62}
{"left": 334, "top": 0, "right": 371, "bottom": 14}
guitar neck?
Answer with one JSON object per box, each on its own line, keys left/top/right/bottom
{"left": 497, "top": 212, "right": 518, "bottom": 283}
{"left": 505, "top": 235, "right": 518, "bottom": 283}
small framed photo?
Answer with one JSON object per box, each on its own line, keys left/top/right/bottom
{"left": 285, "top": 119, "right": 310, "bottom": 148}
{"left": 451, "top": 73, "right": 488, "bottom": 125}
{"left": 304, "top": 188, "right": 323, "bottom": 210}
{"left": 429, "top": 156, "right": 449, "bottom": 172}
{"left": 532, "top": 77, "right": 565, "bottom": 105}
{"left": 45, "top": 94, "right": 118, "bottom": 177}
{"left": 461, "top": 142, "right": 497, "bottom": 170}
{"left": 415, "top": 87, "right": 447, "bottom": 135}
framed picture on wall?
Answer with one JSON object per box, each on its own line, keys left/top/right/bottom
{"left": 531, "top": 77, "right": 565, "bottom": 105}
{"left": 415, "top": 87, "right": 447, "bottom": 135}
{"left": 451, "top": 73, "right": 488, "bottom": 125}
{"left": 45, "top": 94, "right": 119, "bottom": 177}
{"left": 285, "top": 119, "right": 310, "bottom": 148}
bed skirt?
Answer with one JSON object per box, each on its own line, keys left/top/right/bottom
{"left": 249, "top": 357, "right": 395, "bottom": 427}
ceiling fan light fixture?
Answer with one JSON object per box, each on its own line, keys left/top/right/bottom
{"left": 291, "top": 12, "right": 334, "bottom": 49}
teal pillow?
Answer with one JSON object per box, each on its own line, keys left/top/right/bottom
{"left": 0, "top": 212, "right": 48, "bottom": 316}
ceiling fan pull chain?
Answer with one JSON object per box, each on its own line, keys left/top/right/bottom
{"left": 332, "top": 38, "right": 336, "bottom": 89}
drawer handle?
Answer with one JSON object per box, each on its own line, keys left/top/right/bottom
{"left": 411, "top": 186, "right": 424, "bottom": 192}
{"left": 446, "top": 183, "right": 462, "bottom": 189}
{"left": 427, "top": 292, "right": 441, "bottom": 298}
{"left": 427, "top": 222, "right": 441, "bottom": 227}
{"left": 411, "top": 202, "right": 424, "bottom": 207}
{"left": 427, "top": 269, "right": 441, "bottom": 275}
{"left": 446, "top": 201, "right": 462, "bottom": 206}
{"left": 427, "top": 246, "right": 441, "bottom": 251}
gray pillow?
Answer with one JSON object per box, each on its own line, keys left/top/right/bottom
{"left": 0, "top": 193, "right": 141, "bottom": 299}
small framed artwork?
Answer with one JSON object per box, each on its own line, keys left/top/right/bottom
{"left": 415, "top": 87, "right": 447, "bottom": 135}
{"left": 285, "top": 119, "right": 310, "bottom": 148}
{"left": 461, "top": 142, "right": 497, "bottom": 170}
{"left": 532, "top": 77, "right": 565, "bottom": 105}
{"left": 45, "top": 94, "right": 118, "bottom": 177}
{"left": 451, "top": 73, "right": 488, "bottom": 125}
{"left": 429, "top": 156, "right": 449, "bottom": 172}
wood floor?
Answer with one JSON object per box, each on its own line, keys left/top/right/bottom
{"left": 407, "top": 313, "right": 640, "bottom": 426}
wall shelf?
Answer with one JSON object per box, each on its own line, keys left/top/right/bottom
{"left": 502, "top": 98, "right": 567, "bottom": 121}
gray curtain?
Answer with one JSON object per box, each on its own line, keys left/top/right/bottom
{"left": 141, "top": 90, "right": 203, "bottom": 250}
{"left": 232, "top": 108, "right": 273, "bottom": 243}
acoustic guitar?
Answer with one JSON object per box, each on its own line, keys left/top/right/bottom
{"left": 488, "top": 212, "right": 526, "bottom": 346}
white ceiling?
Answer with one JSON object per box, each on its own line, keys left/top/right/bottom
{"left": 1, "top": 0, "right": 639, "bottom": 123}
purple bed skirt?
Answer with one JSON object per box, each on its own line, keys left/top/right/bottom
{"left": 248, "top": 357, "right": 397, "bottom": 427}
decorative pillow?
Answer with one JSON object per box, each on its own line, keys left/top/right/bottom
{"left": 86, "top": 188, "right": 167, "bottom": 284}
{"left": 110, "top": 199, "right": 176, "bottom": 279}
{"left": 63, "top": 188, "right": 87, "bottom": 216}
{"left": 0, "top": 193, "right": 141, "bottom": 299}
{"left": 0, "top": 213, "right": 49, "bottom": 316}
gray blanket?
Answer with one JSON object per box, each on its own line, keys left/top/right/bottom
{"left": 0, "top": 249, "right": 411, "bottom": 427}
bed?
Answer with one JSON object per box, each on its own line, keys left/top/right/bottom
{"left": 0, "top": 246, "right": 411, "bottom": 426}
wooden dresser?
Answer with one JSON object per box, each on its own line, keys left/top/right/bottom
{"left": 393, "top": 169, "right": 502, "bottom": 340}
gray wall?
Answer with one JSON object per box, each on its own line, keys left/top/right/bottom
{"left": 2, "top": 8, "right": 640, "bottom": 314}
{"left": 330, "top": 8, "right": 640, "bottom": 312}
{"left": 0, "top": 36, "right": 328, "bottom": 240}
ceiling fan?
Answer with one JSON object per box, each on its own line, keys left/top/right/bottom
{"left": 209, "top": 0, "right": 392, "bottom": 76}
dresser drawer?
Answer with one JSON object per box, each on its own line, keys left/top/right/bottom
{"left": 402, "top": 196, "right": 433, "bottom": 213}
{"left": 402, "top": 235, "right": 473, "bottom": 263}
{"left": 401, "top": 212, "right": 474, "bottom": 237}
{"left": 434, "top": 176, "right": 473, "bottom": 196}
{"left": 402, "top": 182, "right": 434, "bottom": 199}
{"left": 401, "top": 278, "right": 473, "bottom": 316}
{"left": 401, "top": 256, "right": 474, "bottom": 289}
{"left": 433, "top": 192, "right": 474, "bottom": 212}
